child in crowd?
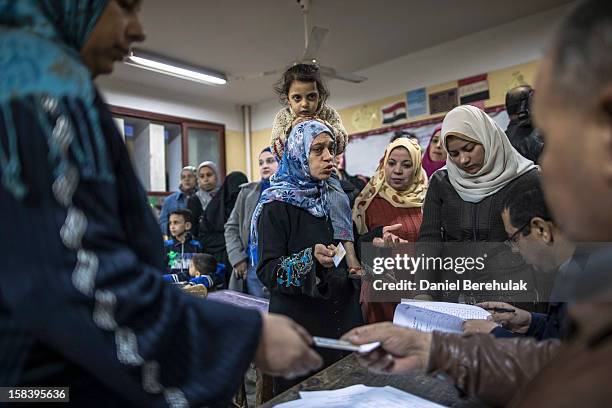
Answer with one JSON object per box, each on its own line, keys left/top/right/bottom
{"left": 164, "top": 208, "right": 203, "bottom": 277}
{"left": 164, "top": 253, "right": 222, "bottom": 290}
{"left": 187, "top": 253, "right": 222, "bottom": 289}
{"left": 270, "top": 64, "right": 361, "bottom": 272}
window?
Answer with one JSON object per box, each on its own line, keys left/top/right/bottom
{"left": 109, "top": 106, "right": 225, "bottom": 199}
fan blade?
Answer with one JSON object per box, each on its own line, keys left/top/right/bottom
{"left": 319, "top": 66, "right": 367, "bottom": 83}
{"left": 302, "top": 26, "right": 328, "bottom": 62}
{"left": 229, "top": 68, "right": 282, "bottom": 81}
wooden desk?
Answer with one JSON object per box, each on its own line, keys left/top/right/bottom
{"left": 261, "top": 353, "right": 485, "bottom": 407}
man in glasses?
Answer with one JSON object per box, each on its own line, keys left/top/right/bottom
{"left": 463, "top": 186, "right": 575, "bottom": 339}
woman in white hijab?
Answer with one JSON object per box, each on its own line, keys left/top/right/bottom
{"left": 416, "top": 105, "right": 541, "bottom": 307}
{"left": 442, "top": 105, "right": 536, "bottom": 202}
{"left": 187, "top": 161, "right": 221, "bottom": 237}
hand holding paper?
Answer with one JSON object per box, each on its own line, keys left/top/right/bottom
{"left": 332, "top": 242, "right": 346, "bottom": 267}
{"left": 314, "top": 244, "right": 335, "bottom": 268}
{"left": 313, "top": 336, "right": 380, "bottom": 353}
{"left": 341, "top": 322, "right": 432, "bottom": 375}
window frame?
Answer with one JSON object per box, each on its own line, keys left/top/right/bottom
{"left": 109, "top": 105, "right": 226, "bottom": 197}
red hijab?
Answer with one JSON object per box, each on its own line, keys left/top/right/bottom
{"left": 422, "top": 126, "right": 446, "bottom": 177}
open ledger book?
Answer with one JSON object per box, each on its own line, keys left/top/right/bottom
{"left": 393, "top": 301, "right": 491, "bottom": 333}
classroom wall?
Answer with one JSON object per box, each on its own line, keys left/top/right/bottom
{"left": 99, "top": 3, "right": 570, "bottom": 182}
{"left": 250, "top": 3, "right": 568, "bottom": 131}
{"left": 99, "top": 78, "right": 248, "bottom": 174}
{"left": 338, "top": 60, "right": 540, "bottom": 136}
{"left": 246, "top": 59, "right": 538, "bottom": 181}
{"left": 197, "top": 54, "right": 535, "bottom": 181}
{"left": 324, "top": 4, "right": 567, "bottom": 116}
{"left": 99, "top": 78, "right": 244, "bottom": 130}
{"left": 225, "top": 130, "right": 247, "bottom": 174}
{"left": 246, "top": 4, "right": 570, "bottom": 180}
{"left": 250, "top": 128, "right": 273, "bottom": 180}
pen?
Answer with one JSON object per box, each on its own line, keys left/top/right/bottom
{"left": 486, "top": 307, "right": 516, "bottom": 313}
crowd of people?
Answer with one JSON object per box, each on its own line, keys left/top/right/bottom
{"left": 2, "top": 0, "right": 611, "bottom": 407}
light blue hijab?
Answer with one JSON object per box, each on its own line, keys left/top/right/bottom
{"left": 0, "top": 0, "right": 110, "bottom": 200}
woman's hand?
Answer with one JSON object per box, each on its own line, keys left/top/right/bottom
{"left": 373, "top": 224, "right": 408, "bottom": 247}
{"left": 314, "top": 244, "right": 335, "bottom": 268}
{"left": 383, "top": 224, "right": 407, "bottom": 244}
{"left": 233, "top": 260, "right": 248, "bottom": 279}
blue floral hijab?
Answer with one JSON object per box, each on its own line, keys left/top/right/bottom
{"left": 0, "top": 0, "right": 110, "bottom": 200}
{"left": 248, "top": 120, "right": 333, "bottom": 265}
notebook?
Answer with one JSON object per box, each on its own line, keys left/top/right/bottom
{"left": 393, "top": 301, "right": 491, "bottom": 333}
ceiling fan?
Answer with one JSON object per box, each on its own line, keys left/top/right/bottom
{"left": 230, "top": 0, "right": 367, "bottom": 83}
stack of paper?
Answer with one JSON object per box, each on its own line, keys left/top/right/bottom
{"left": 393, "top": 301, "right": 491, "bottom": 333}
{"left": 273, "top": 385, "right": 447, "bottom": 407}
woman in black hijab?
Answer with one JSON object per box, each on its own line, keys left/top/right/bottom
{"left": 199, "top": 171, "right": 248, "bottom": 284}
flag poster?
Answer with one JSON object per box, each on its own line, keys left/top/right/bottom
{"left": 458, "top": 73, "right": 490, "bottom": 105}
{"left": 381, "top": 101, "right": 407, "bottom": 124}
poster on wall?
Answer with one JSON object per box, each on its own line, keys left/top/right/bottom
{"left": 381, "top": 101, "right": 407, "bottom": 124}
{"left": 351, "top": 105, "right": 380, "bottom": 132}
{"left": 406, "top": 88, "right": 427, "bottom": 117}
{"left": 429, "top": 88, "right": 458, "bottom": 114}
{"left": 458, "top": 73, "right": 490, "bottom": 105}
{"left": 345, "top": 109, "right": 509, "bottom": 178}
{"left": 505, "top": 71, "right": 530, "bottom": 93}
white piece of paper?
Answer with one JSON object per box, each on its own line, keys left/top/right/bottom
{"left": 332, "top": 242, "right": 346, "bottom": 267}
{"left": 393, "top": 301, "right": 490, "bottom": 333}
{"left": 274, "top": 385, "right": 447, "bottom": 408}
{"left": 313, "top": 336, "right": 380, "bottom": 353}
{"left": 298, "top": 384, "right": 370, "bottom": 399}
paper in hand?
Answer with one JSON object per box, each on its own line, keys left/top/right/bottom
{"left": 332, "top": 242, "right": 346, "bottom": 267}
{"left": 313, "top": 336, "right": 380, "bottom": 353}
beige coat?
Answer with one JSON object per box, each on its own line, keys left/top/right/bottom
{"left": 270, "top": 105, "right": 348, "bottom": 159}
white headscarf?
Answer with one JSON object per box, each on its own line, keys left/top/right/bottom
{"left": 441, "top": 105, "right": 537, "bottom": 203}
{"left": 195, "top": 161, "right": 221, "bottom": 210}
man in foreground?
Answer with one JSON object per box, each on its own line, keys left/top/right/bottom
{"left": 343, "top": 1, "right": 612, "bottom": 406}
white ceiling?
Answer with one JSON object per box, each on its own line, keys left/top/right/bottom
{"left": 97, "top": 0, "right": 571, "bottom": 106}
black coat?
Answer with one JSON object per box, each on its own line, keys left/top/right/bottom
{"left": 418, "top": 169, "right": 545, "bottom": 309}
{"left": 0, "top": 92, "right": 261, "bottom": 406}
{"left": 256, "top": 201, "right": 363, "bottom": 393}
{"left": 191, "top": 172, "right": 247, "bottom": 270}
{"left": 505, "top": 120, "right": 544, "bottom": 164}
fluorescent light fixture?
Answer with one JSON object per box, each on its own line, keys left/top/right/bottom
{"left": 124, "top": 49, "right": 227, "bottom": 85}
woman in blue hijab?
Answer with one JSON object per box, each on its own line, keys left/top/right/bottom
{"left": 0, "top": 1, "right": 321, "bottom": 405}
{"left": 252, "top": 120, "right": 363, "bottom": 395}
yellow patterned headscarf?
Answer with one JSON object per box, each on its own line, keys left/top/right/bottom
{"left": 352, "top": 138, "right": 428, "bottom": 234}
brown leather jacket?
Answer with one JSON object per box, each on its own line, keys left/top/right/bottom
{"left": 427, "top": 303, "right": 612, "bottom": 407}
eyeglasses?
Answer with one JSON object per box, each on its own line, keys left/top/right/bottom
{"left": 504, "top": 221, "right": 530, "bottom": 250}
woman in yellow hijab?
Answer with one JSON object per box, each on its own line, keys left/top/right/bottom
{"left": 352, "top": 137, "right": 428, "bottom": 323}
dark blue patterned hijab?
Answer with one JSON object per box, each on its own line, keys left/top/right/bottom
{"left": 0, "top": 0, "right": 110, "bottom": 199}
